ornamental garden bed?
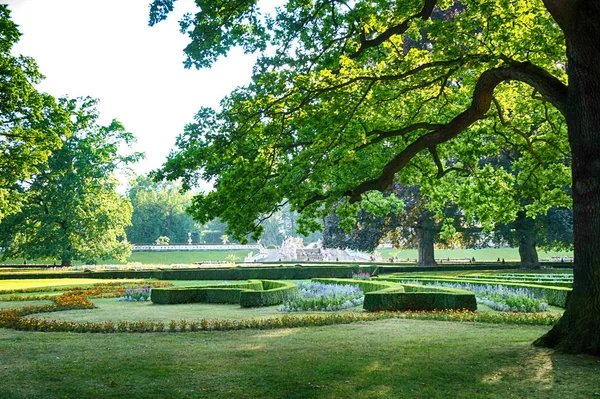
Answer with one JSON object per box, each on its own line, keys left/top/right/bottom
{"left": 0, "top": 275, "right": 567, "bottom": 334}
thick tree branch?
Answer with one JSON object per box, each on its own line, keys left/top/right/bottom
{"left": 328, "top": 61, "right": 568, "bottom": 203}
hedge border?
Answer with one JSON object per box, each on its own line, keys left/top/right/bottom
{"left": 312, "top": 278, "right": 476, "bottom": 312}
{"left": 378, "top": 277, "right": 570, "bottom": 308}
{"left": 151, "top": 280, "right": 298, "bottom": 307}
{"left": 0, "top": 266, "right": 378, "bottom": 281}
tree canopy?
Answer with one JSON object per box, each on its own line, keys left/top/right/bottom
{"left": 0, "top": 5, "right": 62, "bottom": 221}
{"left": 0, "top": 98, "right": 141, "bottom": 265}
{"left": 150, "top": 0, "right": 600, "bottom": 354}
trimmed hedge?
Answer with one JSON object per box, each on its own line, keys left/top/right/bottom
{"left": 151, "top": 281, "right": 262, "bottom": 304}
{"left": 239, "top": 280, "right": 298, "bottom": 307}
{"left": 311, "top": 278, "right": 476, "bottom": 312}
{"left": 155, "top": 266, "right": 378, "bottom": 280}
{"left": 379, "top": 277, "right": 570, "bottom": 308}
{"left": 151, "top": 280, "right": 298, "bottom": 307}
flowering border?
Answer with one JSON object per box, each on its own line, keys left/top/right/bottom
{"left": 0, "top": 295, "right": 561, "bottom": 334}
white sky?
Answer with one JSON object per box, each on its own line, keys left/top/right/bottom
{"left": 5, "top": 0, "right": 259, "bottom": 180}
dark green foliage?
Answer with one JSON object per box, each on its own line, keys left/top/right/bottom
{"left": 239, "top": 280, "right": 298, "bottom": 307}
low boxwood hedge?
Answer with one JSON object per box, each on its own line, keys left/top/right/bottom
{"left": 239, "top": 280, "right": 298, "bottom": 307}
{"left": 0, "top": 266, "right": 378, "bottom": 281}
{"left": 151, "top": 281, "right": 263, "bottom": 304}
{"left": 151, "top": 280, "right": 298, "bottom": 307}
{"left": 310, "top": 278, "right": 476, "bottom": 312}
{"left": 378, "top": 277, "right": 570, "bottom": 308}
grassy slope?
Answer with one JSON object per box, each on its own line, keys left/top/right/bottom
{"left": 0, "top": 321, "right": 597, "bottom": 398}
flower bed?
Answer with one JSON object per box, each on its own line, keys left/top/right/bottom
{"left": 0, "top": 308, "right": 561, "bottom": 333}
{"left": 380, "top": 276, "right": 570, "bottom": 307}
{"left": 278, "top": 282, "right": 364, "bottom": 312}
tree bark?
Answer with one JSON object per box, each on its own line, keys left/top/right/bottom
{"left": 534, "top": 2, "right": 600, "bottom": 355}
{"left": 416, "top": 213, "right": 437, "bottom": 266}
{"left": 514, "top": 212, "right": 541, "bottom": 269}
{"left": 61, "top": 258, "right": 72, "bottom": 267}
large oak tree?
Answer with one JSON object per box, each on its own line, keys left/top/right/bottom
{"left": 0, "top": 98, "right": 141, "bottom": 266}
{"left": 150, "top": 0, "right": 600, "bottom": 354}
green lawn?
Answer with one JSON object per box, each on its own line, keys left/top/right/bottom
{"left": 1, "top": 250, "right": 250, "bottom": 266}
{"left": 0, "top": 278, "right": 144, "bottom": 291}
{"left": 378, "top": 248, "right": 573, "bottom": 261}
{"left": 0, "top": 320, "right": 597, "bottom": 398}
{"left": 2, "top": 247, "right": 575, "bottom": 266}
{"left": 25, "top": 298, "right": 365, "bottom": 323}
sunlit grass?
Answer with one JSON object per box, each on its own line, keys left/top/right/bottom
{"left": 378, "top": 248, "right": 573, "bottom": 261}
{"left": 0, "top": 278, "right": 143, "bottom": 291}
{"left": 0, "top": 320, "right": 597, "bottom": 398}
{"left": 1, "top": 250, "right": 250, "bottom": 265}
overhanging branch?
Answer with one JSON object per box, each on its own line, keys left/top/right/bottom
{"left": 296, "top": 61, "right": 567, "bottom": 208}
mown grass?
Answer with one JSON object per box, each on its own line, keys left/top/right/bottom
{"left": 0, "top": 300, "right": 54, "bottom": 309}
{"left": 0, "top": 320, "right": 597, "bottom": 398}
{"left": 378, "top": 248, "right": 573, "bottom": 261}
{"left": 1, "top": 250, "right": 250, "bottom": 266}
{"left": 24, "top": 298, "right": 364, "bottom": 323}
{"left": 380, "top": 268, "right": 574, "bottom": 278}
{"left": 0, "top": 278, "right": 143, "bottom": 291}
{"left": 2, "top": 247, "right": 574, "bottom": 266}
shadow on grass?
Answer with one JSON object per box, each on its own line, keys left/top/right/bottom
{"left": 0, "top": 320, "right": 597, "bottom": 398}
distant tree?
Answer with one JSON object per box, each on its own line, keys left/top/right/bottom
{"left": 324, "top": 184, "right": 478, "bottom": 265}
{"left": 0, "top": 98, "right": 140, "bottom": 266}
{"left": 127, "top": 176, "right": 199, "bottom": 244}
{"left": 220, "top": 234, "right": 230, "bottom": 244}
{"left": 0, "top": 5, "right": 61, "bottom": 221}
{"left": 493, "top": 207, "right": 573, "bottom": 261}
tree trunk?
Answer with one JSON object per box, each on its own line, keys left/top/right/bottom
{"left": 61, "top": 258, "right": 72, "bottom": 267}
{"left": 416, "top": 213, "right": 437, "bottom": 266}
{"left": 534, "top": 4, "right": 600, "bottom": 355}
{"left": 514, "top": 212, "right": 540, "bottom": 269}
